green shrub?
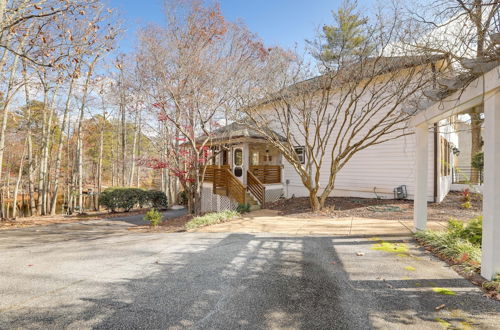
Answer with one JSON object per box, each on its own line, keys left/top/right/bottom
{"left": 148, "top": 190, "right": 168, "bottom": 209}
{"left": 447, "top": 217, "right": 482, "bottom": 246}
{"left": 99, "top": 188, "right": 121, "bottom": 212}
{"left": 462, "top": 216, "right": 482, "bottom": 246}
{"left": 236, "top": 203, "right": 251, "bottom": 213}
{"left": 415, "top": 229, "right": 481, "bottom": 271}
{"left": 144, "top": 208, "right": 163, "bottom": 227}
{"left": 135, "top": 188, "right": 150, "bottom": 208}
{"left": 416, "top": 216, "right": 483, "bottom": 271}
{"left": 117, "top": 188, "right": 141, "bottom": 211}
{"left": 178, "top": 191, "right": 188, "bottom": 205}
{"left": 471, "top": 152, "right": 484, "bottom": 171}
{"left": 99, "top": 188, "right": 170, "bottom": 212}
{"left": 185, "top": 210, "right": 239, "bottom": 230}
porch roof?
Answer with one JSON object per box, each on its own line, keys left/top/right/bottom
{"left": 199, "top": 122, "right": 286, "bottom": 144}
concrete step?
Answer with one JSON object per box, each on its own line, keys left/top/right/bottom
{"left": 249, "top": 204, "right": 261, "bottom": 211}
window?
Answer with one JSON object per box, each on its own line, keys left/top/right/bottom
{"left": 440, "top": 137, "right": 451, "bottom": 176}
{"left": 251, "top": 152, "right": 259, "bottom": 165}
{"left": 294, "top": 146, "right": 305, "bottom": 164}
{"left": 234, "top": 148, "right": 243, "bottom": 166}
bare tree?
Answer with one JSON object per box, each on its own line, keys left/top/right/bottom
{"left": 239, "top": 3, "right": 444, "bottom": 211}
{"left": 134, "top": 0, "right": 271, "bottom": 214}
{"left": 402, "top": 0, "right": 499, "bottom": 183}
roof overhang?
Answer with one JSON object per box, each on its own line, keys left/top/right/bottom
{"left": 410, "top": 64, "right": 500, "bottom": 126}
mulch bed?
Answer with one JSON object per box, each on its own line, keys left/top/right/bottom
{"left": 267, "top": 191, "right": 482, "bottom": 222}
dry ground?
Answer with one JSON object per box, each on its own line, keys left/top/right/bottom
{"left": 0, "top": 208, "right": 155, "bottom": 230}
{"left": 267, "top": 191, "right": 482, "bottom": 222}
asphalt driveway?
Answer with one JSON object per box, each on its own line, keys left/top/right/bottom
{"left": 0, "top": 217, "right": 498, "bottom": 329}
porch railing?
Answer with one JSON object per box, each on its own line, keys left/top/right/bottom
{"left": 202, "top": 165, "right": 230, "bottom": 182}
{"left": 249, "top": 165, "right": 281, "bottom": 184}
{"left": 247, "top": 170, "right": 265, "bottom": 206}
{"left": 452, "top": 166, "right": 483, "bottom": 185}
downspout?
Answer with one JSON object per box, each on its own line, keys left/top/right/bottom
{"left": 433, "top": 123, "right": 438, "bottom": 203}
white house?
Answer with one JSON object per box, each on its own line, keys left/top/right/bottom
{"left": 199, "top": 55, "right": 460, "bottom": 212}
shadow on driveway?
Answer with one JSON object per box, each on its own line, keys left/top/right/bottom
{"left": 2, "top": 232, "right": 499, "bottom": 329}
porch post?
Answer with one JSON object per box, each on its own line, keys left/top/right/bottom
{"left": 481, "top": 90, "right": 500, "bottom": 280}
{"left": 414, "top": 123, "right": 429, "bottom": 231}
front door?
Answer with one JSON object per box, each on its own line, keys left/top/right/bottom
{"left": 232, "top": 147, "right": 244, "bottom": 182}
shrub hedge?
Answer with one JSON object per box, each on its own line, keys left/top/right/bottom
{"left": 100, "top": 188, "right": 168, "bottom": 212}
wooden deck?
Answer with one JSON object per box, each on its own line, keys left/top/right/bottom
{"left": 201, "top": 165, "right": 282, "bottom": 206}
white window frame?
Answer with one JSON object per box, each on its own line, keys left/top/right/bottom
{"left": 294, "top": 146, "right": 305, "bottom": 164}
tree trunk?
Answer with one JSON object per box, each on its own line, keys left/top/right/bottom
{"left": 309, "top": 191, "right": 321, "bottom": 211}
{"left": 120, "top": 87, "right": 126, "bottom": 187}
{"left": 0, "top": 52, "right": 22, "bottom": 199}
{"left": 21, "top": 62, "right": 36, "bottom": 217}
{"left": 50, "top": 73, "right": 78, "bottom": 215}
{"left": 76, "top": 57, "right": 98, "bottom": 213}
{"left": 96, "top": 125, "right": 104, "bottom": 210}
{"left": 128, "top": 111, "right": 139, "bottom": 186}
{"left": 12, "top": 138, "right": 27, "bottom": 218}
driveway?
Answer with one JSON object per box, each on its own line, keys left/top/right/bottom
{"left": 0, "top": 215, "right": 498, "bottom": 329}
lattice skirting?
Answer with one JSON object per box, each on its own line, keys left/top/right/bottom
{"left": 265, "top": 187, "right": 284, "bottom": 204}
{"left": 201, "top": 184, "right": 238, "bottom": 213}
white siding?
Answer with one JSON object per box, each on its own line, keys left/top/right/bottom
{"left": 282, "top": 128, "right": 437, "bottom": 201}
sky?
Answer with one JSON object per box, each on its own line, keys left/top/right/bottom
{"left": 106, "top": 0, "right": 358, "bottom": 55}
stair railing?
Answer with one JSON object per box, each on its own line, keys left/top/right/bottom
{"left": 213, "top": 168, "right": 246, "bottom": 204}
{"left": 247, "top": 170, "right": 265, "bottom": 207}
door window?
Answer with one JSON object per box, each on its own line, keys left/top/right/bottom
{"left": 234, "top": 148, "right": 243, "bottom": 166}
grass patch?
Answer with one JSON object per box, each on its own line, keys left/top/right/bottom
{"left": 432, "top": 287, "right": 456, "bottom": 295}
{"left": 415, "top": 225, "right": 481, "bottom": 272}
{"left": 371, "top": 241, "right": 408, "bottom": 254}
{"left": 185, "top": 210, "right": 240, "bottom": 230}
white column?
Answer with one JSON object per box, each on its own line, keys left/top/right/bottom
{"left": 414, "top": 123, "right": 429, "bottom": 231}
{"left": 481, "top": 90, "right": 500, "bottom": 280}
{"left": 242, "top": 143, "right": 249, "bottom": 184}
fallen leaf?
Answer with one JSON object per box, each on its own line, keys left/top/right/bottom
{"left": 27, "top": 264, "right": 33, "bottom": 267}
{"left": 356, "top": 252, "right": 365, "bottom": 256}
{"left": 435, "top": 304, "right": 446, "bottom": 310}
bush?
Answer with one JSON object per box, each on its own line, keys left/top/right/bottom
{"left": 185, "top": 210, "right": 239, "bottom": 230}
{"left": 415, "top": 229, "right": 481, "bottom": 271}
{"left": 148, "top": 190, "right": 168, "bottom": 209}
{"left": 178, "top": 191, "right": 188, "bottom": 205}
{"left": 144, "top": 208, "right": 163, "bottom": 227}
{"left": 117, "top": 188, "right": 142, "bottom": 212}
{"left": 99, "top": 188, "right": 121, "bottom": 212}
{"left": 471, "top": 152, "right": 484, "bottom": 171}
{"left": 236, "top": 203, "right": 251, "bottom": 213}
{"left": 447, "top": 217, "right": 482, "bottom": 246}
{"left": 100, "top": 188, "right": 168, "bottom": 212}
{"left": 415, "top": 216, "right": 483, "bottom": 271}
